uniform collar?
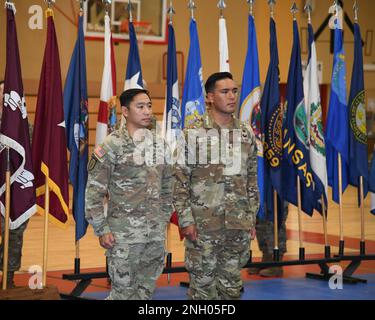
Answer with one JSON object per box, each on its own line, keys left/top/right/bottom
{"left": 202, "top": 111, "right": 241, "bottom": 130}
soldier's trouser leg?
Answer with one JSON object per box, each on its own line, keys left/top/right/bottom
{"left": 0, "top": 217, "right": 29, "bottom": 272}
{"left": 185, "top": 230, "right": 250, "bottom": 300}
{"left": 184, "top": 235, "right": 219, "bottom": 300}
{"left": 136, "top": 242, "right": 166, "bottom": 300}
{"left": 106, "top": 241, "right": 165, "bottom": 300}
{"left": 216, "top": 230, "right": 250, "bottom": 300}
{"left": 255, "top": 205, "right": 288, "bottom": 256}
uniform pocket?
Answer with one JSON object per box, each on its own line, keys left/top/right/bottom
{"left": 106, "top": 244, "right": 130, "bottom": 259}
{"left": 184, "top": 240, "right": 203, "bottom": 273}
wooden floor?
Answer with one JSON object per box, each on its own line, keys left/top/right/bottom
{"left": 15, "top": 185, "right": 375, "bottom": 275}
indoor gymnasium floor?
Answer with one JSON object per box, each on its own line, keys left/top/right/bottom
{"left": 7, "top": 185, "right": 375, "bottom": 299}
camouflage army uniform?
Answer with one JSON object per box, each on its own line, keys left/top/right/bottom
{"left": 0, "top": 122, "right": 32, "bottom": 276}
{"left": 85, "top": 124, "right": 173, "bottom": 300}
{"left": 173, "top": 112, "right": 259, "bottom": 300}
{"left": 253, "top": 202, "right": 289, "bottom": 257}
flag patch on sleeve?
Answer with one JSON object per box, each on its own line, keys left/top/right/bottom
{"left": 93, "top": 145, "right": 107, "bottom": 162}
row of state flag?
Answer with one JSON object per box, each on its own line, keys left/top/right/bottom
{"left": 0, "top": 3, "right": 374, "bottom": 246}
{"left": 252, "top": 8, "right": 375, "bottom": 223}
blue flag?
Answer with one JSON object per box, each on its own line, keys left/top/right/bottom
{"left": 260, "top": 18, "right": 283, "bottom": 221}
{"left": 325, "top": 24, "right": 349, "bottom": 204}
{"left": 181, "top": 19, "right": 205, "bottom": 129}
{"left": 239, "top": 15, "right": 264, "bottom": 219}
{"left": 282, "top": 20, "right": 315, "bottom": 216}
{"left": 163, "top": 23, "right": 181, "bottom": 137}
{"left": 348, "top": 23, "right": 368, "bottom": 205}
{"left": 63, "top": 16, "right": 89, "bottom": 241}
{"left": 124, "top": 21, "right": 143, "bottom": 90}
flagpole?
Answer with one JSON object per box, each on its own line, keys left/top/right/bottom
{"left": 290, "top": 2, "right": 305, "bottom": 261}
{"left": 353, "top": 1, "right": 366, "bottom": 256}
{"left": 321, "top": 196, "right": 331, "bottom": 258}
{"left": 127, "top": 0, "right": 133, "bottom": 23}
{"left": 73, "top": 0, "right": 86, "bottom": 276}
{"left": 247, "top": 0, "right": 254, "bottom": 17}
{"left": 2, "top": 147, "right": 11, "bottom": 290}
{"left": 165, "top": 0, "right": 176, "bottom": 284}
{"left": 217, "top": 0, "right": 226, "bottom": 18}
{"left": 297, "top": 177, "right": 305, "bottom": 260}
{"left": 41, "top": 0, "right": 55, "bottom": 287}
{"left": 338, "top": 153, "right": 345, "bottom": 256}
{"left": 273, "top": 189, "right": 279, "bottom": 261}
{"left": 268, "top": 0, "right": 279, "bottom": 263}
{"left": 42, "top": 178, "right": 50, "bottom": 287}
{"left": 359, "top": 176, "right": 366, "bottom": 255}
{"left": 188, "top": 0, "right": 196, "bottom": 20}
{"left": 245, "top": 0, "right": 255, "bottom": 263}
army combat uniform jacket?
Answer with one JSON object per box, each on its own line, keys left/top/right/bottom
{"left": 173, "top": 112, "right": 259, "bottom": 233}
{"left": 85, "top": 125, "right": 173, "bottom": 244}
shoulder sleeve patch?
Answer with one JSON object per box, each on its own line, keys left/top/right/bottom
{"left": 88, "top": 156, "right": 98, "bottom": 171}
{"left": 93, "top": 145, "right": 107, "bottom": 162}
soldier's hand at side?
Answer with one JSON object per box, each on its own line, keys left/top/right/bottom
{"left": 99, "top": 232, "right": 116, "bottom": 249}
{"left": 250, "top": 228, "right": 256, "bottom": 240}
{"left": 181, "top": 225, "right": 198, "bottom": 242}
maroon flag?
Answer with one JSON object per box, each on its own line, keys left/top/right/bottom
{"left": 32, "top": 9, "right": 69, "bottom": 226}
{"left": 0, "top": 3, "right": 36, "bottom": 229}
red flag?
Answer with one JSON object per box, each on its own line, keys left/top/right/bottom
{"left": 0, "top": 3, "right": 36, "bottom": 229}
{"left": 170, "top": 211, "right": 184, "bottom": 241}
{"left": 31, "top": 10, "right": 69, "bottom": 226}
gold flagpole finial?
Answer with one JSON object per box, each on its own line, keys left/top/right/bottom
{"left": 291, "top": 2, "right": 298, "bottom": 20}
{"left": 76, "top": 0, "right": 86, "bottom": 15}
{"left": 353, "top": 1, "right": 359, "bottom": 22}
{"left": 44, "top": 0, "right": 55, "bottom": 18}
{"left": 217, "top": 0, "right": 226, "bottom": 18}
{"left": 268, "top": 0, "right": 276, "bottom": 18}
{"left": 247, "top": 0, "right": 255, "bottom": 16}
{"left": 5, "top": 1, "right": 16, "bottom": 14}
{"left": 126, "top": 0, "right": 133, "bottom": 22}
{"left": 304, "top": 0, "right": 312, "bottom": 23}
{"left": 333, "top": 0, "right": 340, "bottom": 17}
{"left": 167, "top": 0, "right": 176, "bottom": 25}
{"left": 188, "top": 0, "right": 196, "bottom": 20}
{"left": 102, "top": 0, "right": 111, "bottom": 15}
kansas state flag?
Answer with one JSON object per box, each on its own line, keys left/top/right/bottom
{"left": 63, "top": 15, "right": 89, "bottom": 240}
{"left": 181, "top": 18, "right": 205, "bottom": 129}
{"left": 124, "top": 21, "right": 143, "bottom": 90}
{"left": 325, "top": 22, "right": 349, "bottom": 204}
{"left": 239, "top": 14, "right": 264, "bottom": 219}
{"left": 282, "top": 20, "right": 315, "bottom": 216}
{"left": 260, "top": 18, "right": 283, "bottom": 221}
{"left": 348, "top": 22, "right": 368, "bottom": 205}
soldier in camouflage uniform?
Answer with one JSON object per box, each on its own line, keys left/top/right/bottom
{"left": 173, "top": 72, "right": 259, "bottom": 300}
{"left": 248, "top": 203, "right": 288, "bottom": 277}
{"left": 0, "top": 80, "right": 30, "bottom": 289}
{"left": 85, "top": 89, "right": 173, "bottom": 300}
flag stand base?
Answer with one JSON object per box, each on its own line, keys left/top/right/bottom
{"left": 339, "top": 240, "right": 345, "bottom": 256}
{"left": 325, "top": 246, "right": 331, "bottom": 258}
{"left": 74, "top": 258, "right": 80, "bottom": 274}
{"left": 299, "top": 247, "right": 305, "bottom": 260}
{"left": 360, "top": 241, "right": 365, "bottom": 255}
{"left": 61, "top": 254, "right": 375, "bottom": 299}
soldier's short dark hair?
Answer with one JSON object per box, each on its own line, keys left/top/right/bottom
{"left": 0, "top": 80, "right": 4, "bottom": 86}
{"left": 204, "top": 72, "right": 233, "bottom": 94}
{"left": 119, "top": 88, "right": 150, "bottom": 108}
